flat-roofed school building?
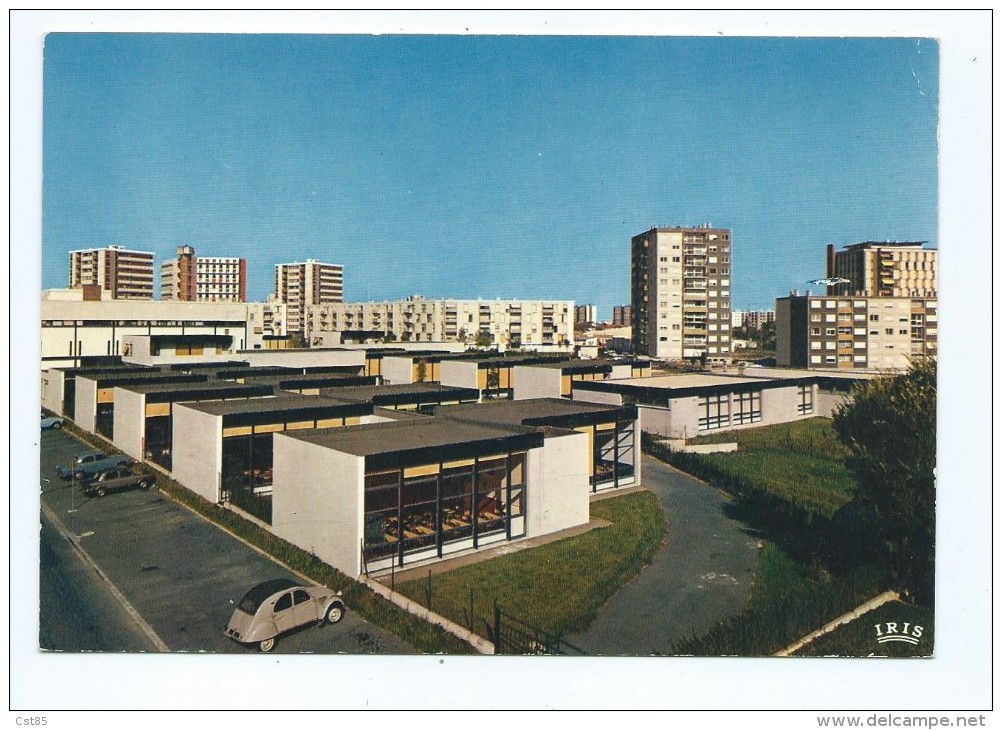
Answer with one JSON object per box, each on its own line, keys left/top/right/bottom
{"left": 42, "top": 363, "right": 152, "bottom": 417}
{"left": 436, "top": 398, "right": 641, "bottom": 492}
{"left": 171, "top": 394, "right": 408, "bottom": 519}
{"left": 112, "top": 380, "right": 275, "bottom": 469}
{"left": 73, "top": 370, "right": 209, "bottom": 439}
{"left": 321, "top": 382, "right": 480, "bottom": 414}
{"left": 272, "top": 416, "right": 590, "bottom": 575}
{"left": 572, "top": 372, "right": 868, "bottom": 439}
{"left": 437, "top": 352, "right": 572, "bottom": 400}
{"left": 513, "top": 358, "right": 652, "bottom": 400}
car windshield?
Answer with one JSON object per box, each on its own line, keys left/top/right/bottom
{"left": 236, "top": 579, "right": 299, "bottom": 614}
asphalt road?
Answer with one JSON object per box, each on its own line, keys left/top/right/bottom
{"left": 39, "top": 427, "right": 416, "bottom": 655}
{"left": 566, "top": 454, "right": 760, "bottom": 655}
{"left": 39, "top": 515, "right": 158, "bottom": 653}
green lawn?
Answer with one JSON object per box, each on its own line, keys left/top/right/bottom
{"left": 395, "top": 491, "right": 666, "bottom": 640}
{"left": 684, "top": 418, "right": 858, "bottom": 517}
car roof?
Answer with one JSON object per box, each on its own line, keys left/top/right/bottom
{"left": 239, "top": 579, "right": 302, "bottom": 611}
{"left": 78, "top": 450, "right": 106, "bottom": 459}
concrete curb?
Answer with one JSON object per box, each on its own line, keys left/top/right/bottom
{"left": 358, "top": 576, "right": 495, "bottom": 655}
{"left": 774, "top": 590, "right": 901, "bottom": 657}
{"left": 41, "top": 502, "right": 171, "bottom": 653}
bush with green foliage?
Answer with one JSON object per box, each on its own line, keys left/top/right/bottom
{"left": 832, "top": 360, "right": 937, "bottom": 605}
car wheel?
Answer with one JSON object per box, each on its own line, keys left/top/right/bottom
{"left": 325, "top": 603, "right": 345, "bottom": 624}
{"left": 95, "top": 487, "right": 106, "bottom": 497}
{"left": 140, "top": 478, "right": 153, "bottom": 490}
{"left": 74, "top": 471, "right": 84, "bottom": 481}
{"left": 52, "top": 422, "right": 62, "bottom": 430}
{"left": 258, "top": 637, "right": 276, "bottom": 653}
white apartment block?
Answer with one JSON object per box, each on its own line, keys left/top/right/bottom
{"left": 307, "top": 298, "right": 574, "bottom": 350}
{"left": 776, "top": 293, "right": 937, "bottom": 371}
{"left": 631, "top": 226, "right": 732, "bottom": 360}
{"left": 275, "top": 260, "right": 344, "bottom": 334}
{"left": 161, "top": 245, "right": 247, "bottom": 303}
{"left": 70, "top": 245, "right": 155, "bottom": 300}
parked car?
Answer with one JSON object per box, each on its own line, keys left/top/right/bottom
{"left": 56, "top": 450, "right": 132, "bottom": 481}
{"left": 80, "top": 465, "right": 156, "bottom": 497}
{"left": 41, "top": 413, "right": 65, "bottom": 430}
{"left": 224, "top": 578, "right": 345, "bottom": 652}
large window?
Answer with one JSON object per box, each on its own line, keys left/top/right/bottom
{"left": 698, "top": 394, "right": 730, "bottom": 431}
{"left": 363, "top": 451, "right": 528, "bottom": 567}
{"left": 732, "top": 391, "right": 762, "bottom": 425}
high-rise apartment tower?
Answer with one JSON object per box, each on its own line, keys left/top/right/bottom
{"left": 69, "top": 245, "right": 155, "bottom": 300}
{"left": 161, "top": 245, "right": 247, "bottom": 303}
{"left": 631, "top": 225, "right": 732, "bottom": 359}
{"left": 275, "top": 260, "right": 344, "bottom": 334}
{"left": 826, "top": 241, "right": 937, "bottom": 298}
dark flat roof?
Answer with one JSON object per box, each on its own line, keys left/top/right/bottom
{"left": 214, "top": 366, "right": 298, "bottom": 379}
{"left": 117, "top": 381, "right": 274, "bottom": 402}
{"left": 436, "top": 398, "right": 636, "bottom": 429}
{"left": 54, "top": 364, "right": 154, "bottom": 376}
{"left": 322, "top": 382, "right": 480, "bottom": 405}
{"left": 168, "top": 361, "right": 249, "bottom": 371}
{"left": 80, "top": 372, "right": 208, "bottom": 387}
{"left": 179, "top": 393, "right": 356, "bottom": 417}
{"left": 284, "top": 417, "right": 542, "bottom": 462}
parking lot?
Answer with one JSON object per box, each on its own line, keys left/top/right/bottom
{"left": 39, "top": 427, "right": 417, "bottom": 655}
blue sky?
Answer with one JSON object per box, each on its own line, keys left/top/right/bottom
{"left": 42, "top": 34, "right": 938, "bottom": 315}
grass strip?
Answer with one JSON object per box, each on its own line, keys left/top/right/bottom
{"left": 395, "top": 491, "right": 666, "bottom": 641}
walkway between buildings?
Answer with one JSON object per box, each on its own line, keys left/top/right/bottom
{"left": 564, "top": 455, "right": 761, "bottom": 656}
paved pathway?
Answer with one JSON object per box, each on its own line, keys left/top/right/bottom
{"left": 566, "top": 455, "right": 760, "bottom": 655}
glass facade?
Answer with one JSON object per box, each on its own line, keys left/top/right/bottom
{"left": 363, "top": 452, "right": 528, "bottom": 567}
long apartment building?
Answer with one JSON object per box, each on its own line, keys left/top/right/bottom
{"left": 275, "top": 260, "right": 344, "bottom": 334}
{"left": 776, "top": 293, "right": 937, "bottom": 371}
{"left": 826, "top": 241, "right": 938, "bottom": 298}
{"left": 307, "top": 297, "right": 574, "bottom": 350}
{"left": 631, "top": 225, "right": 732, "bottom": 359}
{"left": 69, "top": 245, "right": 155, "bottom": 300}
{"left": 161, "top": 245, "right": 248, "bottom": 303}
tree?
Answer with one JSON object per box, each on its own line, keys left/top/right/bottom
{"left": 831, "top": 360, "right": 937, "bottom": 604}
{"left": 474, "top": 330, "right": 492, "bottom": 349}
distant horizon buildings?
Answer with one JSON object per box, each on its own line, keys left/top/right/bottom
{"left": 574, "top": 304, "right": 598, "bottom": 326}
{"left": 161, "top": 245, "right": 247, "bottom": 303}
{"left": 69, "top": 245, "right": 155, "bottom": 300}
{"left": 275, "top": 260, "right": 344, "bottom": 335}
{"left": 731, "top": 310, "right": 775, "bottom": 331}
{"left": 631, "top": 225, "right": 732, "bottom": 360}
{"left": 826, "top": 241, "right": 938, "bottom": 299}
{"left": 777, "top": 239, "right": 938, "bottom": 371}
{"left": 611, "top": 305, "right": 632, "bottom": 327}
{"left": 308, "top": 297, "right": 574, "bottom": 350}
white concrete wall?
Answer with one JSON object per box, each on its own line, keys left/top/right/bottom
{"left": 513, "top": 366, "right": 562, "bottom": 400}
{"left": 439, "top": 360, "right": 479, "bottom": 391}
{"left": 271, "top": 434, "right": 365, "bottom": 575}
{"left": 41, "top": 370, "right": 65, "bottom": 414}
{"left": 571, "top": 388, "right": 624, "bottom": 406}
{"left": 74, "top": 376, "right": 98, "bottom": 433}
{"left": 171, "top": 404, "right": 223, "bottom": 503}
{"left": 112, "top": 388, "right": 146, "bottom": 461}
{"left": 817, "top": 390, "right": 850, "bottom": 418}
{"left": 380, "top": 356, "right": 415, "bottom": 385}
{"left": 241, "top": 349, "right": 366, "bottom": 370}
{"left": 637, "top": 405, "right": 674, "bottom": 438}
{"left": 525, "top": 432, "right": 590, "bottom": 538}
